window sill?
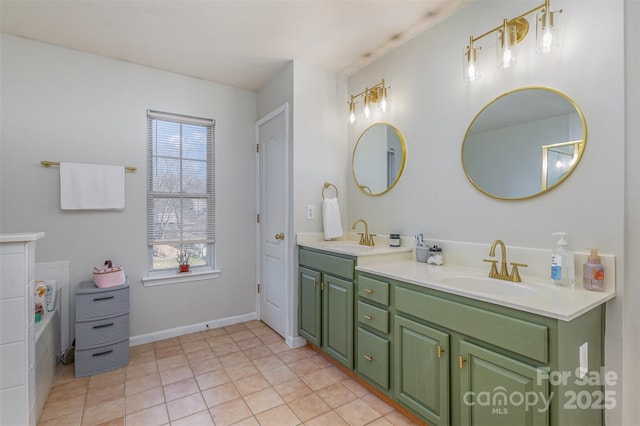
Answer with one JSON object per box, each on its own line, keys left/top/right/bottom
{"left": 141, "top": 269, "right": 221, "bottom": 287}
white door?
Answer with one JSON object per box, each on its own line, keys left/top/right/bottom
{"left": 256, "top": 104, "right": 289, "bottom": 337}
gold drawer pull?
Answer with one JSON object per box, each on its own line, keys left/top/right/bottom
{"left": 363, "top": 315, "right": 373, "bottom": 321}
{"left": 312, "top": 279, "right": 317, "bottom": 288}
{"left": 459, "top": 355, "right": 466, "bottom": 369}
{"left": 437, "top": 345, "right": 445, "bottom": 359}
{"left": 363, "top": 355, "right": 373, "bottom": 362}
{"left": 364, "top": 288, "right": 373, "bottom": 294}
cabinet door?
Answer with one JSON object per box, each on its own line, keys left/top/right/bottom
{"left": 357, "top": 327, "right": 389, "bottom": 389}
{"left": 395, "top": 315, "right": 449, "bottom": 425}
{"left": 299, "top": 267, "right": 321, "bottom": 346}
{"left": 323, "top": 274, "right": 354, "bottom": 369}
{"left": 458, "top": 340, "right": 548, "bottom": 426}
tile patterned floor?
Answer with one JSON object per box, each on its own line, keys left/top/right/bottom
{"left": 38, "top": 320, "right": 422, "bottom": 425}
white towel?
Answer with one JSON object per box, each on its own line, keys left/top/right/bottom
{"left": 323, "top": 197, "right": 343, "bottom": 240}
{"left": 60, "top": 162, "right": 125, "bottom": 210}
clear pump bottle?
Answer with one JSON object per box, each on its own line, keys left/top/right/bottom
{"left": 583, "top": 248, "right": 605, "bottom": 291}
{"left": 551, "top": 232, "right": 575, "bottom": 288}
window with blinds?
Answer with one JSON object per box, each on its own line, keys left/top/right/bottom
{"left": 147, "top": 110, "right": 215, "bottom": 272}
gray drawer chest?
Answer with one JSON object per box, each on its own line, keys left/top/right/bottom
{"left": 75, "top": 280, "right": 129, "bottom": 377}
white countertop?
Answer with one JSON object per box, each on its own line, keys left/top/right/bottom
{"left": 356, "top": 260, "right": 615, "bottom": 322}
{"left": 0, "top": 232, "right": 45, "bottom": 243}
{"left": 298, "top": 239, "right": 413, "bottom": 257}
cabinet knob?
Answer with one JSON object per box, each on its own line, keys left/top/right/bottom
{"left": 437, "top": 345, "right": 445, "bottom": 359}
{"left": 275, "top": 233, "right": 285, "bottom": 240}
{"left": 312, "top": 279, "right": 317, "bottom": 288}
{"left": 363, "top": 355, "right": 373, "bottom": 362}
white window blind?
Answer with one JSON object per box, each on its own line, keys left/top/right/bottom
{"left": 147, "top": 110, "right": 215, "bottom": 272}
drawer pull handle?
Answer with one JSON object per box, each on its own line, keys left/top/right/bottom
{"left": 93, "top": 322, "right": 114, "bottom": 329}
{"left": 438, "top": 345, "right": 445, "bottom": 359}
{"left": 459, "top": 355, "right": 466, "bottom": 369}
{"left": 363, "top": 315, "right": 373, "bottom": 321}
{"left": 93, "top": 296, "right": 115, "bottom": 301}
{"left": 364, "top": 288, "right": 373, "bottom": 294}
{"left": 363, "top": 355, "right": 373, "bottom": 362}
{"left": 312, "top": 279, "right": 317, "bottom": 288}
{"left": 92, "top": 349, "right": 114, "bottom": 357}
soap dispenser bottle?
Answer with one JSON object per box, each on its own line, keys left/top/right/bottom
{"left": 583, "top": 248, "right": 606, "bottom": 291}
{"left": 551, "top": 232, "right": 575, "bottom": 288}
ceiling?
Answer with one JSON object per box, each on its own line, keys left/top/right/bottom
{"left": 0, "top": 0, "right": 468, "bottom": 91}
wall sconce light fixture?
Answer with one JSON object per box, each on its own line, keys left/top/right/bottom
{"left": 348, "top": 79, "right": 388, "bottom": 124}
{"left": 463, "top": 0, "right": 562, "bottom": 81}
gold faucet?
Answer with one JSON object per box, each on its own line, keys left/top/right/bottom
{"left": 351, "top": 218, "right": 376, "bottom": 246}
{"left": 483, "top": 239, "right": 528, "bottom": 282}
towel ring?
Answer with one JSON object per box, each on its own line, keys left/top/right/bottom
{"left": 322, "top": 182, "right": 338, "bottom": 199}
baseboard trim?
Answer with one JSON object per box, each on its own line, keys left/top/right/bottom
{"left": 286, "top": 335, "right": 307, "bottom": 349}
{"left": 129, "top": 312, "right": 259, "bottom": 346}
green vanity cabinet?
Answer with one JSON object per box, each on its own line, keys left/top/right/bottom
{"left": 354, "top": 271, "right": 605, "bottom": 426}
{"left": 458, "top": 340, "right": 547, "bottom": 426}
{"left": 298, "top": 247, "right": 355, "bottom": 369}
{"left": 395, "top": 315, "right": 450, "bottom": 425}
{"left": 299, "top": 266, "right": 322, "bottom": 346}
{"left": 356, "top": 275, "right": 392, "bottom": 390}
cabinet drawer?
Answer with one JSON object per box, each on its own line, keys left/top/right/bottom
{"left": 76, "top": 313, "right": 129, "bottom": 349}
{"left": 357, "top": 328, "right": 389, "bottom": 389}
{"left": 358, "top": 275, "right": 389, "bottom": 306}
{"left": 357, "top": 301, "right": 389, "bottom": 334}
{"left": 395, "top": 286, "right": 548, "bottom": 363}
{"left": 75, "top": 338, "right": 129, "bottom": 377}
{"left": 299, "top": 249, "right": 354, "bottom": 280}
{"left": 76, "top": 286, "right": 129, "bottom": 321}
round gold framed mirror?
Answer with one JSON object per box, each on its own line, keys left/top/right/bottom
{"left": 352, "top": 122, "right": 406, "bottom": 196}
{"left": 462, "top": 87, "right": 586, "bottom": 200}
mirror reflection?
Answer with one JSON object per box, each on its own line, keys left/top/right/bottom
{"left": 462, "top": 87, "right": 586, "bottom": 200}
{"left": 352, "top": 123, "right": 406, "bottom": 196}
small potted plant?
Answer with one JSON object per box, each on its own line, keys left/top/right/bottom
{"left": 177, "top": 251, "right": 190, "bottom": 273}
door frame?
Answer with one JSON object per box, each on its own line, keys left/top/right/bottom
{"left": 255, "top": 103, "right": 304, "bottom": 347}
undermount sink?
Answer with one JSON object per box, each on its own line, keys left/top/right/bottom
{"left": 316, "top": 240, "right": 375, "bottom": 251}
{"left": 318, "top": 240, "right": 365, "bottom": 247}
{"left": 438, "top": 274, "right": 553, "bottom": 298}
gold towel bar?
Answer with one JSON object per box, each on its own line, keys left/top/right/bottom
{"left": 41, "top": 161, "right": 137, "bottom": 173}
{"left": 322, "top": 182, "right": 338, "bottom": 199}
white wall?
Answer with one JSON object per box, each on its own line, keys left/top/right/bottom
{"left": 347, "top": 0, "right": 630, "bottom": 423}
{"left": 257, "top": 60, "right": 347, "bottom": 342}
{"left": 0, "top": 34, "right": 258, "bottom": 338}
{"left": 623, "top": 0, "right": 640, "bottom": 424}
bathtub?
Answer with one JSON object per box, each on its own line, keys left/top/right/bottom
{"left": 34, "top": 307, "right": 60, "bottom": 421}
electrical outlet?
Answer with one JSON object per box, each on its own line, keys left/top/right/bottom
{"left": 579, "top": 342, "right": 588, "bottom": 379}
{"left": 306, "top": 205, "right": 315, "bottom": 220}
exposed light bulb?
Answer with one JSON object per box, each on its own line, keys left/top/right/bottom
{"left": 380, "top": 88, "right": 387, "bottom": 113}
{"left": 502, "top": 48, "right": 513, "bottom": 68}
{"left": 348, "top": 98, "right": 356, "bottom": 124}
{"left": 467, "top": 62, "right": 477, "bottom": 80}
{"left": 363, "top": 93, "right": 371, "bottom": 119}
{"left": 541, "top": 29, "right": 553, "bottom": 53}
